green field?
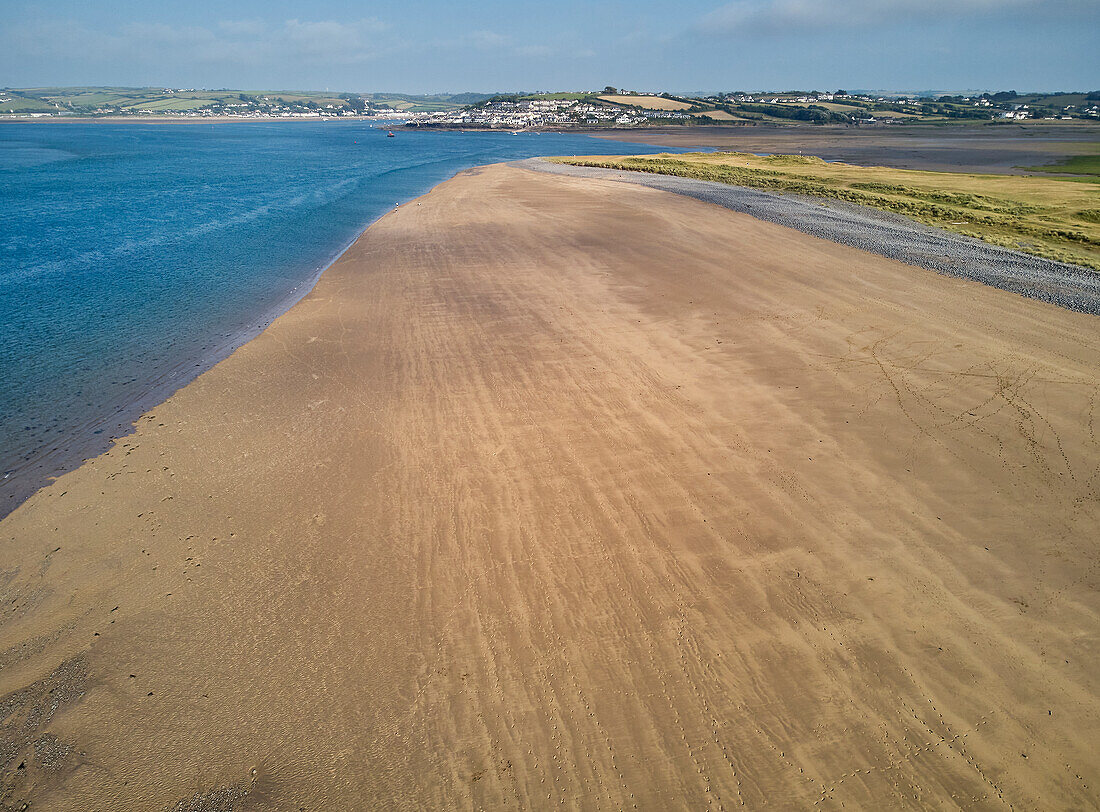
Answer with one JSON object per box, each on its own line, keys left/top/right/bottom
{"left": 0, "top": 97, "right": 55, "bottom": 113}
{"left": 519, "top": 92, "right": 593, "bottom": 101}
{"left": 0, "top": 87, "right": 487, "bottom": 116}
{"left": 367, "top": 93, "right": 493, "bottom": 112}
{"left": 1020, "top": 154, "right": 1100, "bottom": 178}
{"left": 3, "top": 86, "right": 1095, "bottom": 125}
{"left": 125, "top": 98, "right": 222, "bottom": 112}
{"left": 553, "top": 152, "right": 1100, "bottom": 270}
{"left": 1016, "top": 93, "right": 1091, "bottom": 107}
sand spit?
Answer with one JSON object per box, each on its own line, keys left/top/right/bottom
{"left": 521, "top": 158, "right": 1100, "bottom": 315}
{"left": 0, "top": 163, "right": 1098, "bottom": 809}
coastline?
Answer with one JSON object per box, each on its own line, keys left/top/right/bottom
{"left": 0, "top": 127, "right": 695, "bottom": 521}
{"left": 2, "top": 161, "right": 1098, "bottom": 808}
{"left": 0, "top": 115, "right": 412, "bottom": 124}
{"left": 521, "top": 158, "right": 1100, "bottom": 313}
{"left": 1, "top": 232, "right": 346, "bottom": 519}
{"left": 0, "top": 129, "right": 692, "bottom": 521}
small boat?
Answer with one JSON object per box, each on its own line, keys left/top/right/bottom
{"left": 387, "top": 130, "right": 395, "bottom": 137}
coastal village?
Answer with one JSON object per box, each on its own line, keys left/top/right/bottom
{"left": 3, "top": 87, "right": 1098, "bottom": 126}
{"left": 404, "top": 89, "right": 1099, "bottom": 129}
{"left": 406, "top": 96, "right": 692, "bottom": 129}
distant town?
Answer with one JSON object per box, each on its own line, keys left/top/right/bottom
{"left": 405, "top": 88, "right": 1100, "bottom": 130}
{"left": 3, "top": 86, "right": 1098, "bottom": 128}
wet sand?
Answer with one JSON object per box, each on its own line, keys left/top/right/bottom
{"left": 594, "top": 123, "right": 1100, "bottom": 173}
{"left": 1, "top": 163, "right": 1098, "bottom": 809}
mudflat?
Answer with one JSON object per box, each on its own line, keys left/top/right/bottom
{"left": 596, "top": 123, "right": 1100, "bottom": 174}
{"left": 1, "top": 163, "right": 1097, "bottom": 809}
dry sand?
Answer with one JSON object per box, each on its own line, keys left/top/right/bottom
{"left": 1, "top": 163, "right": 1098, "bottom": 810}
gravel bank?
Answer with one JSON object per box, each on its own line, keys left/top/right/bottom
{"left": 516, "top": 157, "right": 1100, "bottom": 316}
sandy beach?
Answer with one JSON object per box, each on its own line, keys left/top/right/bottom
{"left": 1, "top": 163, "right": 1098, "bottom": 809}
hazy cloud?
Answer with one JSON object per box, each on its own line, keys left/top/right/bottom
{"left": 3, "top": 16, "right": 396, "bottom": 69}
{"left": 282, "top": 18, "right": 389, "bottom": 59}
{"left": 126, "top": 22, "right": 215, "bottom": 44}
{"left": 458, "top": 31, "right": 565, "bottom": 59}
{"left": 465, "top": 30, "right": 510, "bottom": 49}
{"left": 696, "top": 0, "right": 1088, "bottom": 34}
{"left": 217, "top": 19, "right": 271, "bottom": 37}
{"left": 515, "top": 44, "right": 554, "bottom": 58}
{"left": 0, "top": 0, "right": 1093, "bottom": 92}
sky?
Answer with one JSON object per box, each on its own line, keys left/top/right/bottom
{"left": 2, "top": 0, "right": 1097, "bottom": 93}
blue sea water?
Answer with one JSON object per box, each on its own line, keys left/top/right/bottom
{"left": 0, "top": 121, "right": 687, "bottom": 512}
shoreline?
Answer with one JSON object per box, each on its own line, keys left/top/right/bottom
{"left": 0, "top": 115, "right": 413, "bottom": 124}
{"left": 9, "top": 117, "right": 1096, "bottom": 130}
{"left": 0, "top": 128, "right": 689, "bottom": 520}
{"left": 5, "top": 138, "right": 1096, "bottom": 518}
{"left": 0, "top": 209, "right": 370, "bottom": 519}
{"left": 521, "top": 158, "right": 1100, "bottom": 313}
{"left": 1, "top": 161, "right": 1097, "bottom": 808}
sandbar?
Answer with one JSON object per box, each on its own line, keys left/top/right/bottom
{"left": 1, "top": 163, "right": 1097, "bottom": 809}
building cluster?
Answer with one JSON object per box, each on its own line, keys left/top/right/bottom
{"left": 5, "top": 87, "right": 1097, "bottom": 122}
{"left": 75, "top": 106, "right": 408, "bottom": 119}
{"left": 1, "top": 88, "right": 408, "bottom": 119}
{"left": 721, "top": 92, "right": 921, "bottom": 106}
{"left": 181, "top": 104, "right": 407, "bottom": 119}
{"left": 716, "top": 91, "right": 1099, "bottom": 121}
{"left": 406, "top": 97, "right": 691, "bottom": 129}
{"left": 722, "top": 93, "right": 836, "bottom": 103}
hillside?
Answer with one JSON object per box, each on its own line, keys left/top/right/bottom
{"left": 0, "top": 87, "right": 492, "bottom": 117}
{"left": 3, "top": 87, "right": 1097, "bottom": 126}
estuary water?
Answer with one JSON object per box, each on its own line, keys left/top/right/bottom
{"left": 0, "top": 121, "right": 684, "bottom": 513}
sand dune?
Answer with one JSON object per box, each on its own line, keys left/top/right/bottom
{"left": 1, "top": 163, "right": 1097, "bottom": 809}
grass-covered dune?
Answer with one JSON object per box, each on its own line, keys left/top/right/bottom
{"left": 553, "top": 152, "right": 1100, "bottom": 270}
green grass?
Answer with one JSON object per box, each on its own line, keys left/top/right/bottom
{"left": 1019, "top": 155, "right": 1100, "bottom": 177}
{"left": 367, "top": 93, "right": 488, "bottom": 111}
{"left": 1016, "top": 93, "right": 1090, "bottom": 107}
{"left": 124, "top": 98, "right": 221, "bottom": 112}
{"left": 519, "top": 92, "right": 593, "bottom": 101}
{"left": 0, "top": 96, "right": 55, "bottom": 113}
{"left": 552, "top": 152, "right": 1100, "bottom": 270}
{"left": 47, "top": 91, "right": 129, "bottom": 106}
{"left": 3, "top": 87, "right": 407, "bottom": 115}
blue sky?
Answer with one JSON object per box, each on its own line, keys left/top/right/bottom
{"left": 2, "top": 0, "right": 1097, "bottom": 93}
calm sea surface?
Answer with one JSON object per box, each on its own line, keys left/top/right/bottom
{"left": 0, "top": 121, "right": 687, "bottom": 512}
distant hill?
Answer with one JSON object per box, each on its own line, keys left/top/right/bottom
{"left": 2, "top": 87, "right": 1096, "bottom": 124}
{"left": 363, "top": 93, "right": 495, "bottom": 112}
{"left": 0, "top": 87, "right": 494, "bottom": 117}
